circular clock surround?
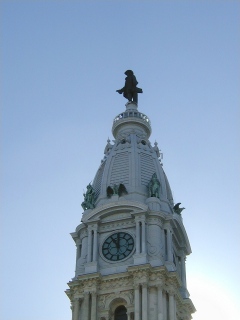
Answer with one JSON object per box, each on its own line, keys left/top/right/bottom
{"left": 101, "top": 231, "right": 135, "bottom": 262}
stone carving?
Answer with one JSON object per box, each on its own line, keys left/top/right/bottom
{"left": 117, "top": 134, "right": 131, "bottom": 145}
{"left": 116, "top": 70, "right": 143, "bottom": 103}
{"left": 132, "top": 269, "right": 149, "bottom": 282}
{"left": 81, "top": 183, "right": 95, "bottom": 210}
{"left": 115, "top": 135, "right": 131, "bottom": 151}
{"left": 82, "top": 277, "right": 99, "bottom": 289}
{"left": 149, "top": 272, "right": 165, "bottom": 283}
{"left": 148, "top": 173, "right": 161, "bottom": 198}
{"left": 106, "top": 184, "right": 128, "bottom": 198}
{"left": 136, "top": 136, "right": 152, "bottom": 151}
{"left": 153, "top": 141, "right": 163, "bottom": 164}
{"left": 98, "top": 294, "right": 108, "bottom": 309}
{"left": 147, "top": 240, "right": 158, "bottom": 255}
{"left": 101, "top": 278, "right": 131, "bottom": 291}
{"left": 76, "top": 254, "right": 87, "bottom": 274}
{"left": 128, "top": 290, "right": 134, "bottom": 304}
{"left": 105, "top": 293, "right": 130, "bottom": 310}
{"left": 72, "top": 286, "right": 84, "bottom": 295}
{"left": 100, "top": 220, "right": 134, "bottom": 231}
{"left": 104, "top": 138, "right": 113, "bottom": 155}
{"left": 173, "top": 202, "right": 185, "bottom": 215}
{"left": 165, "top": 284, "right": 176, "bottom": 296}
{"left": 79, "top": 228, "right": 88, "bottom": 240}
{"left": 147, "top": 224, "right": 162, "bottom": 257}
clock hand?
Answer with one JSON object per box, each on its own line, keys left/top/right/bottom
{"left": 112, "top": 237, "right": 117, "bottom": 245}
{"left": 116, "top": 233, "right": 120, "bottom": 249}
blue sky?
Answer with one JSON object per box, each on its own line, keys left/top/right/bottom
{"left": 2, "top": 2, "right": 240, "bottom": 320}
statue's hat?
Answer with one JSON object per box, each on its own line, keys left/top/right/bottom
{"left": 124, "top": 70, "right": 134, "bottom": 75}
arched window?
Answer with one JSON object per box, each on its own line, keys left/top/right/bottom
{"left": 114, "top": 305, "right": 127, "bottom": 320}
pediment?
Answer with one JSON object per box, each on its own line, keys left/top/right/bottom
{"left": 81, "top": 200, "right": 148, "bottom": 224}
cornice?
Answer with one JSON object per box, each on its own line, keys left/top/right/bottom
{"left": 182, "top": 298, "right": 196, "bottom": 314}
{"left": 81, "top": 201, "right": 148, "bottom": 223}
{"left": 147, "top": 215, "right": 164, "bottom": 227}
{"left": 66, "top": 267, "right": 195, "bottom": 316}
{"left": 166, "top": 271, "right": 182, "bottom": 287}
{"left": 131, "top": 211, "right": 148, "bottom": 219}
{"left": 127, "top": 263, "right": 152, "bottom": 274}
{"left": 100, "top": 217, "right": 135, "bottom": 231}
{"left": 170, "top": 218, "right": 192, "bottom": 255}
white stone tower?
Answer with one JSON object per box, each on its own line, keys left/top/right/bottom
{"left": 66, "top": 100, "right": 195, "bottom": 320}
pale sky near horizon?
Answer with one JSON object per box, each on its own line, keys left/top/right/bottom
{"left": 2, "top": 2, "right": 240, "bottom": 320}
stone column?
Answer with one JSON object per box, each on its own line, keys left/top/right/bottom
{"left": 76, "top": 239, "right": 81, "bottom": 260}
{"left": 134, "top": 284, "right": 140, "bottom": 320}
{"left": 157, "top": 285, "right": 163, "bottom": 320}
{"left": 72, "top": 298, "right": 80, "bottom": 320}
{"left": 81, "top": 235, "right": 88, "bottom": 259}
{"left": 83, "top": 292, "right": 90, "bottom": 319}
{"left": 167, "top": 228, "right": 173, "bottom": 262}
{"left": 136, "top": 221, "right": 140, "bottom": 254}
{"left": 181, "top": 256, "right": 187, "bottom": 288}
{"left": 87, "top": 228, "right": 92, "bottom": 263}
{"left": 127, "top": 312, "right": 131, "bottom": 320}
{"left": 75, "top": 239, "right": 81, "bottom": 272}
{"left": 93, "top": 228, "right": 98, "bottom": 262}
{"left": 91, "top": 292, "right": 97, "bottom": 320}
{"left": 169, "top": 293, "right": 175, "bottom": 320}
{"left": 142, "top": 283, "right": 148, "bottom": 320}
{"left": 141, "top": 220, "right": 146, "bottom": 254}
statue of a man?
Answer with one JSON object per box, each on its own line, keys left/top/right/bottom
{"left": 148, "top": 173, "right": 161, "bottom": 198}
{"left": 81, "top": 183, "right": 95, "bottom": 210}
{"left": 116, "top": 70, "right": 143, "bottom": 103}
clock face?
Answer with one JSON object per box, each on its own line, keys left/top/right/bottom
{"left": 102, "top": 232, "right": 134, "bottom": 261}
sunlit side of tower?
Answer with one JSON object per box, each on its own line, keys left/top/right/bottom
{"left": 66, "top": 73, "right": 195, "bottom": 320}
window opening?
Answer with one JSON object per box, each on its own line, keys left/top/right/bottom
{"left": 164, "top": 230, "right": 167, "bottom": 261}
{"left": 139, "top": 222, "right": 142, "bottom": 253}
{"left": 91, "top": 230, "right": 94, "bottom": 262}
{"left": 114, "top": 305, "right": 127, "bottom": 320}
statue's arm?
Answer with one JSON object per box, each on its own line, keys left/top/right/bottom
{"left": 116, "top": 87, "right": 124, "bottom": 94}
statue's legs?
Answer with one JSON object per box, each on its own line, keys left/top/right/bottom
{"left": 132, "top": 92, "right": 138, "bottom": 103}
{"left": 126, "top": 92, "right": 133, "bottom": 102}
{"left": 124, "top": 91, "right": 138, "bottom": 103}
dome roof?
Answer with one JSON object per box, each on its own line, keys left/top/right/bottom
{"left": 91, "top": 102, "right": 174, "bottom": 214}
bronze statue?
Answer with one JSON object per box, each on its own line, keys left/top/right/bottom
{"left": 173, "top": 203, "right": 185, "bottom": 215}
{"left": 148, "top": 173, "right": 161, "bottom": 198}
{"left": 116, "top": 70, "right": 143, "bottom": 103}
{"left": 106, "top": 183, "right": 128, "bottom": 198}
{"left": 81, "top": 183, "right": 95, "bottom": 210}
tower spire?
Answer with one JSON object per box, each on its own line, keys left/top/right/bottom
{"left": 66, "top": 73, "right": 195, "bottom": 320}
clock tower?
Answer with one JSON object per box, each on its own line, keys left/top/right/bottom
{"left": 66, "top": 77, "right": 195, "bottom": 320}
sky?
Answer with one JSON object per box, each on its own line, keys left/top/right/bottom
{"left": 1, "top": 1, "right": 240, "bottom": 320}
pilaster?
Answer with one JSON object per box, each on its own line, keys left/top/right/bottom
{"left": 72, "top": 298, "right": 80, "bottom": 320}
{"left": 91, "top": 291, "right": 97, "bottom": 320}
{"left": 133, "top": 212, "right": 148, "bottom": 265}
{"left": 134, "top": 283, "right": 140, "bottom": 320}
{"left": 142, "top": 282, "right": 148, "bottom": 319}
{"left": 83, "top": 291, "right": 90, "bottom": 319}
{"left": 85, "top": 222, "right": 99, "bottom": 273}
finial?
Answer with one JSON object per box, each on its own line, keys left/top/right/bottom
{"left": 104, "top": 137, "right": 113, "bottom": 155}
